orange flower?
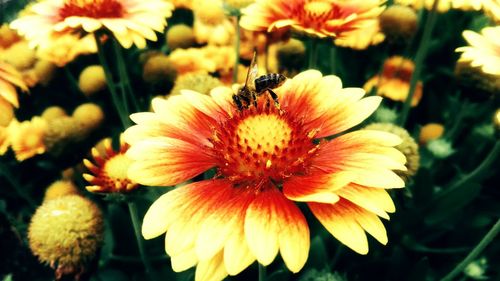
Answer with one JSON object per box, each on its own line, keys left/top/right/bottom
{"left": 240, "top": 0, "right": 386, "bottom": 39}
{"left": 83, "top": 137, "right": 138, "bottom": 193}
{"left": 10, "top": 0, "right": 174, "bottom": 49}
{"left": 125, "top": 70, "right": 406, "bottom": 280}
{"left": 364, "top": 56, "right": 423, "bottom": 107}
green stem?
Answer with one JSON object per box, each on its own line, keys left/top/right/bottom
{"left": 0, "top": 163, "right": 36, "bottom": 209}
{"left": 329, "top": 45, "right": 337, "bottom": 75}
{"left": 398, "top": 0, "right": 440, "bottom": 126}
{"left": 233, "top": 14, "right": 241, "bottom": 83}
{"left": 445, "top": 140, "right": 500, "bottom": 193}
{"left": 93, "top": 33, "right": 129, "bottom": 129}
{"left": 63, "top": 66, "right": 86, "bottom": 99}
{"left": 128, "top": 201, "right": 157, "bottom": 281}
{"left": 258, "top": 263, "right": 266, "bottom": 281}
{"left": 308, "top": 38, "right": 318, "bottom": 69}
{"left": 111, "top": 38, "right": 140, "bottom": 112}
{"left": 440, "top": 219, "right": 500, "bottom": 281}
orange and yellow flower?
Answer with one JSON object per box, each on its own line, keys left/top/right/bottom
{"left": 10, "top": 0, "right": 174, "bottom": 49}
{"left": 364, "top": 56, "right": 423, "bottom": 106}
{"left": 36, "top": 33, "right": 97, "bottom": 67}
{"left": 240, "top": 0, "right": 386, "bottom": 39}
{"left": 124, "top": 70, "right": 406, "bottom": 280}
{"left": 456, "top": 26, "right": 500, "bottom": 76}
{"left": 83, "top": 137, "right": 138, "bottom": 193}
{"left": 192, "top": 0, "right": 235, "bottom": 46}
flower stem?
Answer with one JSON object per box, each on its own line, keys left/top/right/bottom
{"left": 127, "top": 201, "right": 157, "bottom": 281}
{"left": 0, "top": 162, "right": 36, "bottom": 210}
{"left": 111, "top": 38, "right": 140, "bottom": 112}
{"left": 233, "top": 14, "right": 241, "bottom": 83}
{"left": 93, "top": 33, "right": 130, "bottom": 129}
{"left": 439, "top": 219, "right": 500, "bottom": 281}
{"left": 445, "top": 140, "right": 499, "bottom": 194}
{"left": 258, "top": 263, "right": 266, "bottom": 281}
{"left": 398, "top": 0, "right": 440, "bottom": 126}
{"left": 308, "top": 38, "right": 318, "bottom": 69}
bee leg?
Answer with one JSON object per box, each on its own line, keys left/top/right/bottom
{"left": 232, "top": 94, "right": 243, "bottom": 110}
{"left": 267, "top": 89, "right": 281, "bottom": 109}
{"left": 252, "top": 92, "right": 258, "bottom": 108}
{"left": 240, "top": 94, "right": 252, "bottom": 109}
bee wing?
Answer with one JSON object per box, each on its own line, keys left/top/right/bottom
{"left": 245, "top": 50, "right": 258, "bottom": 91}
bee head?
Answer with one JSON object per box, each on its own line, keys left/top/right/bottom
{"left": 277, "top": 74, "right": 287, "bottom": 87}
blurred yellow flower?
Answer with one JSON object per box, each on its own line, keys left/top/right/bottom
{"left": 78, "top": 65, "right": 107, "bottom": 97}
{"left": 36, "top": 33, "right": 97, "bottom": 67}
{"left": 192, "top": 0, "right": 235, "bottom": 46}
{"left": 456, "top": 26, "right": 500, "bottom": 76}
{"left": 394, "top": 0, "right": 483, "bottom": 11}
{"left": 166, "top": 24, "right": 196, "bottom": 50}
{"left": 419, "top": 123, "right": 445, "bottom": 145}
{"left": 482, "top": 0, "right": 500, "bottom": 22}
{"left": 0, "top": 62, "right": 28, "bottom": 109}
{"left": 10, "top": 117, "right": 48, "bottom": 161}
{"left": 43, "top": 180, "right": 80, "bottom": 201}
{"left": 334, "top": 19, "right": 385, "bottom": 50}
{"left": 83, "top": 137, "right": 138, "bottom": 193}
{"left": 240, "top": 0, "right": 386, "bottom": 39}
{"left": 364, "top": 56, "right": 423, "bottom": 107}
{"left": 11, "top": 0, "right": 174, "bottom": 49}
{"left": 170, "top": 72, "right": 222, "bottom": 96}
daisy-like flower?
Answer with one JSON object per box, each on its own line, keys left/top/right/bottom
{"left": 0, "top": 62, "right": 28, "bottom": 109}
{"left": 125, "top": 70, "right": 406, "bottom": 280}
{"left": 364, "top": 56, "right": 423, "bottom": 106}
{"left": 36, "top": 33, "right": 97, "bottom": 67}
{"left": 83, "top": 137, "right": 138, "bottom": 193}
{"left": 10, "top": 117, "right": 48, "bottom": 161}
{"left": 456, "top": 26, "right": 500, "bottom": 76}
{"left": 10, "top": 0, "right": 174, "bottom": 49}
{"left": 240, "top": 0, "right": 386, "bottom": 39}
{"left": 192, "top": 0, "right": 235, "bottom": 46}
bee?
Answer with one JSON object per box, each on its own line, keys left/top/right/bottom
{"left": 232, "top": 51, "right": 287, "bottom": 110}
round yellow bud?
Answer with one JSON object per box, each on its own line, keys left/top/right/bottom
{"left": 43, "top": 117, "right": 86, "bottom": 156}
{"left": 419, "top": 123, "right": 445, "bottom": 145}
{"left": 33, "top": 60, "right": 57, "bottom": 86}
{"left": 193, "top": 0, "right": 226, "bottom": 25}
{"left": 41, "top": 106, "right": 68, "bottom": 121}
{"left": 166, "top": 24, "right": 196, "bottom": 50}
{"left": 28, "top": 195, "right": 103, "bottom": 278}
{"left": 380, "top": 5, "right": 418, "bottom": 43}
{"left": 171, "top": 72, "right": 222, "bottom": 96}
{"left": 78, "top": 65, "right": 107, "bottom": 97}
{"left": 142, "top": 55, "right": 177, "bottom": 93}
{"left": 43, "top": 180, "right": 80, "bottom": 201}
{"left": 365, "top": 123, "right": 420, "bottom": 182}
{"left": 72, "top": 103, "right": 105, "bottom": 131}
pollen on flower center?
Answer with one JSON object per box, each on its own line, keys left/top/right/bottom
{"left": 59, "top": 0, "right": 124, "bottom": 19}
{"left": 236, "top": 114, "right": 292, "bottom": 154}
{"left": 104, "top": 154, "right": 132, "bottom": 181}
{"left": 211, "top": 105, "right": 319, "bottom": 184}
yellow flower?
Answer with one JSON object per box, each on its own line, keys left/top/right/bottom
{"left": 78, "top": 65, "right": 107, "bottom": 97}
{"left": 36, "top": 33, "right": 97, "bottom": 67}
{"left": 419, "top": 123, "right": 445, "bottom": 145}
{"left": 0, "top": 98, "right": 14, "bottom": 127}
{"left": 333, "top": 19, "right": 385, "bottom": 50}
{"left": 125, "top": 70, "right": 406, "bottom": 280}
{"left": 0, "top": 62, "right": 28, "bottom": 109}
{"left": 83, "top": 137, "right": 138, "bottom": 193}
{"left": 192, "top": 0, "right": 235, "bottom": 46}
{"left": 28, "top": 195, "right": 103, "bottom": 279}
{"left": 10, "top": 0, "right": 174, "bottom": 49}
{"left": 169, "top": 47, "right": 217, "bottom": 75}
{"left": 142, "top": 54, "right": 178, "bottom": 93}
{"left": 364, "top": 56, "right": 423, "bottom": 106}
{"left": 72, "top": 103, "right": 105, "bottom": 131}
{"left": 240, "top": 0, "right": 386, "bottom": 39}
{"left": 41, "top": 106, "right": 68, "bottom": 121}
{"left": 394, "top": 0, "right": 483, "bottom": 12}
{"left": 225, "top": 0, "right": 255, "bottom": 9}
{"left": 454, "top": 60, "right": 500, "bottom": 97}
{"left": 482, "top": 0, "right": 500, "bottom": 22}
{"left": 10, "top": 117, "right": 48, "bottom": 161}
{"left": 456, "top": 26, "right": 500, "bottom": 76}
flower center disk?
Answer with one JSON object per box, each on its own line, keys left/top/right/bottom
{"left": 59, "top": 0, "right": 124, "bottom": 19}
{"left": 212, "top": 105, "right": 318, "bottom": 185}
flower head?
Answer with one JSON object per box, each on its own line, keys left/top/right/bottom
{"left": 78, "top": 65, "right": 107, "bottom": 97}
{"left": 240, "top": 0, "right": 386, "bottom": 39}
{"left": 83, "top": 137, "right": 138, "bottom": 193}
{"left": 0, "top": 62, "right": 28, "bottom": 109}
{"left": 44, "top": 180, "right": 80, "bottom": 201}
{"left": 419, "top": 123, "right": 444, "bottom": 145}
{"left": 364, "top": 56, "right": 423, "bottom": 106}
{"left": 125, "top": 70, "right": 406, "bottom": 280}
{"left": 456, "top": 27, "right": 500, "bottom": 76}
{"left": 11, "top": 0, "right": 174, "bottom": 49}
{"left": 10, "top": 117, "right": 48, "bottom": 161}
{"left": 28, "top": 195, "right": 103, "bottom": 279}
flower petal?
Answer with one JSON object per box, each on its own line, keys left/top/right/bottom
{"left": 336, "top": 184, "right": 396, "bottom": 219}
{"left": 195, "top": 251, "right": 228, "bottom": 281}
{"left": 224, "top": 226, "right": 256, "bottom": 275}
